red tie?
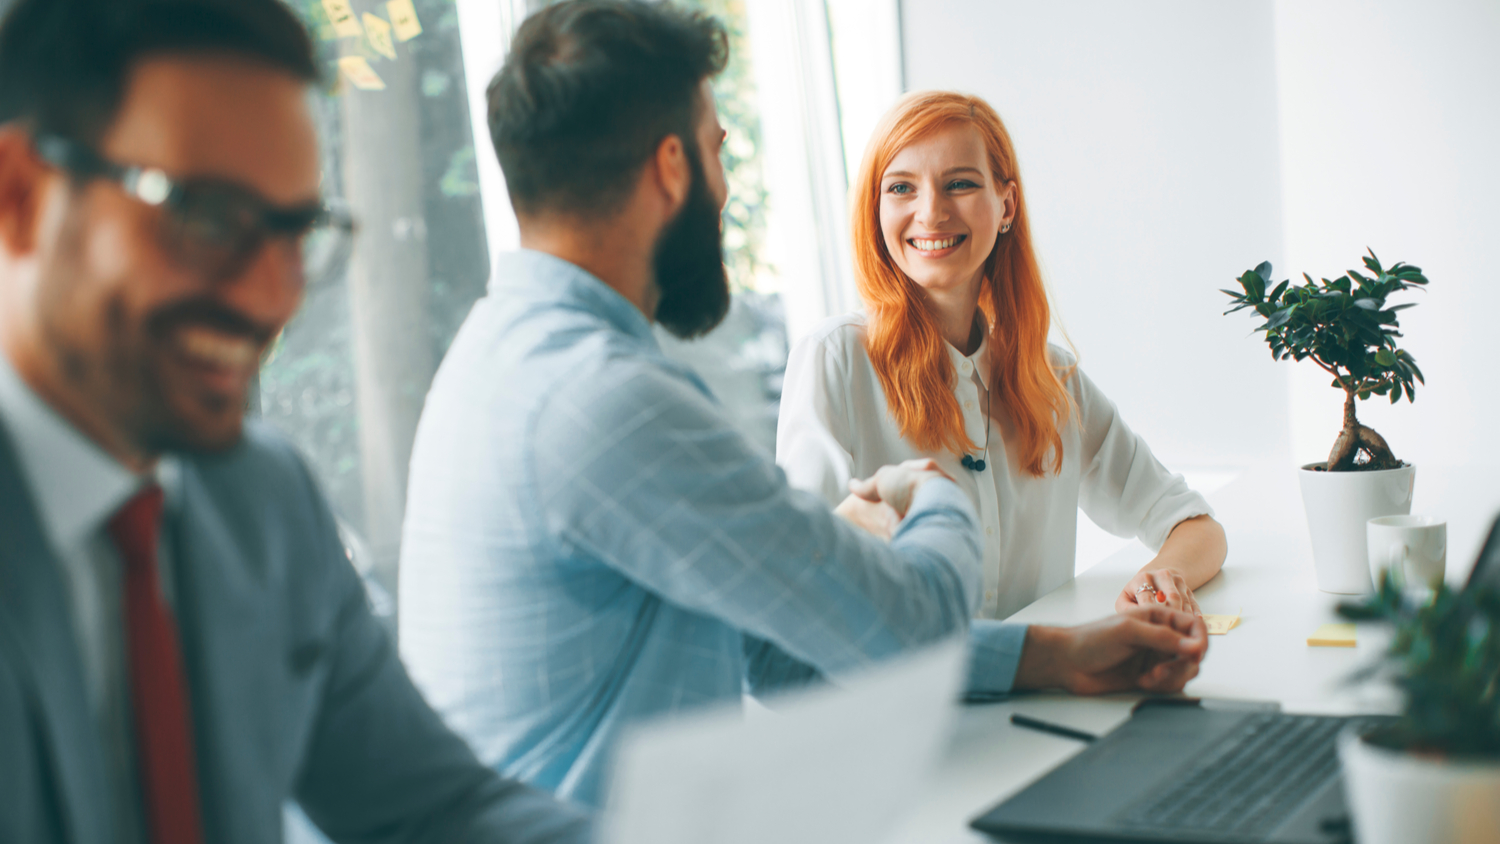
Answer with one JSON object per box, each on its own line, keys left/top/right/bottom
{"left": 108, "top": 485, "right": 204, "bottom": 844}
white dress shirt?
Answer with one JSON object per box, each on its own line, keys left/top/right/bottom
{"left": 0, "top": 354, "right": 174, "bottom": 844}
{"left": 776, "top": 313, "right": 1214, "bottom": 620}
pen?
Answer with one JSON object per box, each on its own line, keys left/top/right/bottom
{"left": 1010, "top": 713, "right": 1098, "bottom": 743}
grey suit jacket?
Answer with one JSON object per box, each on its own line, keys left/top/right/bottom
{"left": 0, "top": 420, "right": 593, "bottom": 844}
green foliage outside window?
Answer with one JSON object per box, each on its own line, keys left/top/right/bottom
{"left": 683, "top": 0, "right": 775, "bottom": 294}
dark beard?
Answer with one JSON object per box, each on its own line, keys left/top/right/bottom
{"left": 651, "top": 151, "right": 730, "bottom": 339}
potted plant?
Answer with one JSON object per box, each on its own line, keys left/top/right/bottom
{"left": 1335, "top": 575, "right": 1500, "bottom": 844}
{"left": 1223, "top": 251, "right": 1428, "bottom": 593}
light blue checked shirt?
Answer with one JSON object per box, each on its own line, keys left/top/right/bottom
{"left": 398, "top": 250, "right": 1029, "bottom": 807}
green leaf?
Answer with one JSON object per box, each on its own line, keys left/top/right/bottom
{"left": 1268, "top": 279, "right": 1290, "bottom": 303}
{"left": 1254, "top": 260, "right": 1273, "bottom": 281}
{"left": 1375, "top": 349, "right": 1396, "bottom": 366}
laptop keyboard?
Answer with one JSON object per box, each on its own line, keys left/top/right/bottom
{"left": 1113, "top": 713, "right": 1370, "bottom": 838}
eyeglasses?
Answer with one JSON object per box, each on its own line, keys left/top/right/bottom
{"left": 33, "top": 133, "right": 356, "bottom": 290}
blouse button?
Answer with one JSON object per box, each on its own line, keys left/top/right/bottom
{"left": 960, "top": 360, "right": 972, "bottom": 374}
{"left": 985, "top": 526, "right": 994, "bottom": 536}
{"left": 965, "top": 400, "right": 975, "bottom": 410}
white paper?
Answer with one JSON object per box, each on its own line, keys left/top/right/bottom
{"left": 601, "top": 638, "right": 967, "bottom": 844}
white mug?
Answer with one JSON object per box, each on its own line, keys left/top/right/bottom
{"left": 1367, "top": 515, "right": 1447, "bottom": 594}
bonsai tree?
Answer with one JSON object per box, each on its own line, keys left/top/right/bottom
{"left": 1339, "top": 574, "right": 1500, "bottom": 757}
{"left": 1223, "top": 251, "right": 1428, "bottom": 471}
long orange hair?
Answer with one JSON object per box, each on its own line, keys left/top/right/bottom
{"left": 852, "top": 91, "right": 1072, "bottom": 477}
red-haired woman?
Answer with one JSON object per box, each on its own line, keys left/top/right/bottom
{"left": 777, "top": 91, "right": 1226, "bottom": 621}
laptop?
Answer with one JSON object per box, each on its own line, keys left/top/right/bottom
{"left": 969, "top": 513, "right": 1500, "bottom": 844}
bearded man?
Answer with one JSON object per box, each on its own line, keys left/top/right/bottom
{"left": 397, "top": 0, "right": 1208, "bottom": 809}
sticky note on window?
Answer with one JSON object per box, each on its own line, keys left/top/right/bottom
{"left": 1203, "top": 613, "right": 1240, "bottom": 635}
{"left": 387, "top": 0, "right": 423, "bottom": 41}
{"left": 338, "top": 56, "right": 387, "bottom": 91}
{"left": 1307, "top": 623, "right": 1356, "bottom": 647}
{"left": 363, "top": 13, "right": 398, "bottom": 60}
{"left": 321, "top": 0, "right": 364, "bottom": 39}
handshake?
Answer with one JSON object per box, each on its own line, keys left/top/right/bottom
{"left": 835, "top": 458, "right": 953, "bottom": 540}
{"left": 835, "top": 460, "right": 1209, "bottom": 695}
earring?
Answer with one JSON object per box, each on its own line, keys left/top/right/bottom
{"left": 1001, "top": 222, "right": 1012, "bottom": 234}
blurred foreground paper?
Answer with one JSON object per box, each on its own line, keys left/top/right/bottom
{"left": 387, "top": 0, "right": 423, "bottom": 42}
{"left": 338, "top": 56, "right": 386, "bottom": 91}
{"left": 602, "top": 638, "right": 966, "bottom": 844}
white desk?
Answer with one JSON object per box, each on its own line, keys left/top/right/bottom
{"left": 888, "top": 461, "right": 1500, "bottom": 844}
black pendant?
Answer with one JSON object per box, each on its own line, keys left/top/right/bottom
{"left": 961, "top": 454, "right": 987, "bottom": 472}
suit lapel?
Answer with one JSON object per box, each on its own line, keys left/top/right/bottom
{"left": 0, "top": 420, "right": 113, "bottom": 844}
{"left": 169, "top": 459, "right": 286, "bottom": 843}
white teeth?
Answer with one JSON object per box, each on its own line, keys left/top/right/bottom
{"left": 912, "top": 236, "right": 962, "bottom": 251}
{"left": 176, "top": 326, "right": 257, "bottom": 370}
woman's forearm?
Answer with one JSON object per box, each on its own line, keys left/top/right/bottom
{"left": 1140, "top": 514, "right": 1227, "bottom": 589}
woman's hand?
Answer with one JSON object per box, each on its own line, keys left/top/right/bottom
{"left": 1117, "top": 567, "right": 1201, "bottom": 616}
{"left": 846, "top": 458, "right": 953, "bottom": 517}
{"left": 1115, "top": 515, "right": 1226, "bottom": 615}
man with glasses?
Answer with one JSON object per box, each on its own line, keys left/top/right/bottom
{"left": 0, "top": 0, "right": 589, "bottom": 841}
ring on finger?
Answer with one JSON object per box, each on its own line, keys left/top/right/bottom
{"left": 1135, "top": 583, "right": 1158, "bottom": 595}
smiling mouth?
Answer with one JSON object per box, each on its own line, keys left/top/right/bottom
{"left": 166, "top": 325, "right": 262, "bottom": 398}
{"left": 909, "top": 234, "right": 967, "bottom": 252}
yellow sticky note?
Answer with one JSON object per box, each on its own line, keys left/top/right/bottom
{"left": 321, "top": 0, "right": 364, "bottom": 39}
{"left": 387, "top": 0, "right": 423, "bottom": 42}
{"left": 1203, "top": 613, "right": 1240, "bottom": 635}
{"left": 363, "top": 13, "right": 398, "bottom": 60}
{"left": 1307, "top": 623, "right": 1357, "bottom": 648}
{"left": 338, "top": 56, "right": 387, "bottom": 91}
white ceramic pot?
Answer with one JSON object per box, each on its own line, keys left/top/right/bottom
{"left": 1298, "top": 463, "right": 1415, "bottom": 594}
{"left": 1339, "top": 730, "right": 1500, "bottom": 844}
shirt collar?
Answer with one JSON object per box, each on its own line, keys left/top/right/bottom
{"left": 0, "top": 353, "right": 147, "bottom": 557}
{"left": 946, "top": 328, "right": 991, "bottom": 391}
{"left": 490, "top": 249, "right": 658, "bottom": 346}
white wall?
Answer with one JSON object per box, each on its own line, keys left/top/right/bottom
{"left": 1274, "top": 0, "right": 1500, "bottom": 473}
{"left": 902, "top": 0, "right": 1291, "bottom": 472}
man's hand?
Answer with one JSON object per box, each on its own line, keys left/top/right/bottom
{"left": 846, "top": 458, "right": 953, "bottom": 517}
{"left": 834, "top": 494, "right": 900, "bottom": 541}
{"left": 1117, "top": 567, "right": 1202, "bottom": 615}
{"left": 1014, "top": 607, "right": 1208, "bottom": 695}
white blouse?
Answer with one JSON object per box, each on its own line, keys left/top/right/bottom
{"left": 775, "top": 313, "right": 1213, "bottom": 620}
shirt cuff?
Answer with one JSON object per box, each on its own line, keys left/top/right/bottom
{"left": 1140, "top": 493, "right": 1216, "bottom": 552}
{"left": 897, "top": 476, "right": 978, "bottom": 529}
{"left": 964, "top": 619, "right": 1029, "bottom": 697}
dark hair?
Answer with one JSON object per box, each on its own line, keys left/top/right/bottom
{"left": 488, "top": 0, "right": 727, "bottom": 218}
{"left": 0, "top": 0, "right": 318, "bottom": 145}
